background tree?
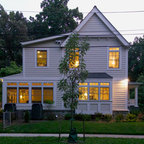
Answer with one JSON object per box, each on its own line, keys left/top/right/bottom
{"left": 28, "top": 0, "right": 83, "bottom": 39}
{"left": 128, "top": 36, "right": 144, "bottom": 81}
{"left": 58, "top": 33, "right": 89, "bottom": 127}
{"left": 0, "top": 4, "right": 28, "bottom": 68}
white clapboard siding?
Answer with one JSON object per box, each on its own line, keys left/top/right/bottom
{"left": 79, "top": 14, "right": 112, "bottom": 35}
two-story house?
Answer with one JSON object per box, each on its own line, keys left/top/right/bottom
{"left": 1, "top": 6, "right": 140, "bottom": 114}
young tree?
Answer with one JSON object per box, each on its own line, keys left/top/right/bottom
{"left": 58, "top": 33, "right": 89, "bottom": 126}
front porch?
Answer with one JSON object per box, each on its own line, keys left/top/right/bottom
{"left": 128, "top": 82, "right": 142, "bottom": 107}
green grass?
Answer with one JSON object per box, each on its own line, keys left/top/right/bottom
{"left": 0, "top": 137, "right": 144, "bottom": 144}
{"left": 0, "top": 120, "right": 144, "bottom": 135}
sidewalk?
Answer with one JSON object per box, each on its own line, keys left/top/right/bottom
{"left": 0, "top": 133, "right": 144, "bottom": 139}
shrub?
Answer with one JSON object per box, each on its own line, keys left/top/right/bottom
{"left": 126, "top": 113, "right": 137, "bottom": 122}
{"left": 74, "top": 114, "right": 84, "bottom": 121}
{"left": 95, "top": 113, "right": 103, "bottom": 121}
{"left": 24, "top": 111, "right": 30, "bottom": 123}
{"left": 46, "top": 113, "right": 56, "bottom": 120}
{"left": 115, "top": 114, "right": 124, "bottom": 122}
{"left": 83, "top": 114, "right": 91, "bottom": 121}
{"left": 64, "top": 113, "right": 71, "bottom": 120}
{"left": 137, "top": 113, "right": 144, "bottom": 121}
{"left": 102, "top": 114, "right": 112, "bottom": 122}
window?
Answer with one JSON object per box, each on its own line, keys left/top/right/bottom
{"left": 69, "top": 48, "right": 79, "bottom": 68}
{"left": 109, "top": 48, "right": 120, "bottom": 68}
{"left": 79, "top": 87, "right": 88, "bottom": 100}
{"left": 19, "top": 88, "right": 29, "bottom": 103}
{"left": 100, "top": 87, "right": 109, "bottom": 100}
{"left": 7, "top": 88, "right": 17, "bottom": 103}
{"left": 7, "top": 83, "right": 17, "bottom": 86}
{"left": 32, "top": 83, "right": 41, "bottom": 86}
{"left": 43, "top": 88, "right": 53, "bottom": 103}
{"left": 89, "top": 87, "right": 98, "bottom": 100}
{"left": 19, "top": 83, "right": 29, "bottom": 86}
{"left": 32, "top": 88, "right": 42, "bottom": 103}
{"left": 37, "top": 50, "right": 47, "bottom": 67}
{"left": 79, "top": 82, "right": 110, "bottom": 101}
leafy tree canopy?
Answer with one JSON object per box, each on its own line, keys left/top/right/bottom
{"left": 0, "top": 4, "right": 28, "bottom": 68}
{"left": 28, "top": 0, "right": 83, "bottom": 39}
{"left": 0, "top": 61, "right": 22, "bottom": 77}
{"left": 128, "top": 36, "right": 144, "bottom": 81}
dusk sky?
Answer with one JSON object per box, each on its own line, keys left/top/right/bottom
{"left": 0, "top": 0, "right": 144, "bottom": 42}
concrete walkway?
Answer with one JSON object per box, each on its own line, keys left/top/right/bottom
{"left": 0, "top": 133, "right": 144, "bottom": 139}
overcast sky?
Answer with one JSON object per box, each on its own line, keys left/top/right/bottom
{"left": 0, "top": 0, "right": 144, "bottom": 42}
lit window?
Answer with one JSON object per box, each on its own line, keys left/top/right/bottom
{"left": 79, "top": 83, "right": 88, "bottom": 86}
{"left": 19, "top": 88, "right": 29, "bottom": 103}
{"left": 7, "top": 83, "right": 17, "bottom": 86}
{"left": 7, "top": 88, "right": 17, "bottom": 103}
{"left": 90, "top": 83, "right": 98, "bottom": 86}
{"left": 32, "top": 88, "right": 41, "bottom": 103}
{"left": 89, "top": 87, "right": 98, "bottom": 100}
{"left": 109, "top": 48, "right": 120, "bottom": 68}
{"left": 69, "top": 48, "right": 79, "bottom": 68}
{"left": 19, "top": 83, "right": 29, "bottom": 86}
{"left": 32, "top": 83, "right": 41, "bottom": 86}
{"left": 100, "top": 83, "right": 109, "bottom": 86}
{"left": 37, "top": 50, "right": 47, "bottom": 67}
{"left": 79, "top": 87, "right": 88, "bottom": 100}
{"left": 43, "top": 83, "right": 53, "bottom": 86}
{"left": 43, "top": 88, "right": 53, "bottom": 103}
{"left": 100, "top": 87, "right": 109, "bottom": 100}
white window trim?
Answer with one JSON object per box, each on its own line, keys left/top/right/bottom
{"left": 35, "top": 48, "right": 49, "bottom": 68}
{"left": 79, "top": 82, "right": 112, "bottom": 102}
{"left": 107, "top": 47, "right": 121, "bottom": 70}
{"left": 6, "top": 81, "right": 56, "bottom": 106}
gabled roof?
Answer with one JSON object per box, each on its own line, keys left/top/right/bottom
{"left": 21, "top": 33, "right": 71, "bottom": 46}
{"left": 61, "top": 6, "right": 129, "bottom": 47}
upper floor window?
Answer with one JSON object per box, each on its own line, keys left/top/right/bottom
{"left": 37, "top": 50, "right": 47, "bottom": 67}
{"left": 109, "top": 48, "right": 120, "bottom": 69}
{"left": 69, "top": 48, "right": 79, "bottom": 68}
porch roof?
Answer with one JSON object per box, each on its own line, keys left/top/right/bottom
{"left": 87, "top": 73, "right": 113, "bottom": 79}
{"left": 128, "top": 82, "right": 143, "bottom": 89}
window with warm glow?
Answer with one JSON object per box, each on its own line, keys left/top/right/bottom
{"left": 79, "top": 83, "right": 88, "bottom": 86}
{"left": 100, "top": 83, "right": 109, "bottom": 86}
{"left": 100, "top": 87, "right": 109, "bottom": 100}
{"left": 69, "top": 48, "right": 79, "bottom": 68}
{"left": 89, "top": 87, "right": 98, "bottom": 100}
{"left": 7, "top": 88, "right": 17, "bottom": 103}
{"left": 37, "top": 50, "right": 47, "bottom": 67}
{"left": 32, "top": 83, "right": 41, "bottom": 86}
{"left": 43, "top": 88, "right": 53, "bottom": 103}
{"left": 32, "top": 88, "right": 42, "bottom": 103}
{"left": 43, "top": 83, "right": 53, "bottom": 86}
{"left": 109, "top": 48, "right": 120, "bottom": 68}
{"left": 19, "top": 83, "right": 29, "bottom": 86}
{"left": 19, "top": 88, "right": 29, "bottom": 103}
{"left": 7, "top": 83, "right": 17, "bottom": 86}
{"left": 79, "top": 87, "right": 88, "bottom": 100}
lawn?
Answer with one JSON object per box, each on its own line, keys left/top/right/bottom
{"left": 0, "top": 137, "right": 144, "bottom": 144}
{"left": 0, "top": 120, "right": 144, "bottom": 135}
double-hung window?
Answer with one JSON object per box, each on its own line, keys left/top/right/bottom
{"left": 69, "top": 48, "right": 79, "bottom": 68}
{"left": 109, "top": 48, "right": 120, "bottom": 69}
{"left": 37, "top": 50, "right": 47, "bottom": 67}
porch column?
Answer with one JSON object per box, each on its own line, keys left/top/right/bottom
{"left": 135, "top": 87, "right": 138, "bottom": 107}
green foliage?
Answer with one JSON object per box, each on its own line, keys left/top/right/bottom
{"left": 126, "top": 113, "right": 137, "bottom": 122}
{"left": 28, "top": 0, "right": 83, "bottom": 39}
{"left": 45, "top": 113, "right": 56, "bottom": 120}
{"left": 0, "top": 82, "right": 2, "bottom": 103}
{"left": 0, "top": 61, "right": 22, "bottom": 77}
{"left": 115, "top": 114, "right": 124, "bottom": 122}
{"left": 44, "top": 100, "right": 54, "bottom": 104}
{"left": 137, "top": 75, "right": 144, "bottom": 111}
{"left": 24, "top": 111, "right": 30, "bottom": 123}
{"left": 95, "top": 113, "right": 103, "bottom": 121}
{"left": 102, "top": 114, "right": 113, "bottom": 122}
{"left": 58, "top": 33, "right": 89, "bottom": 111}
{"left": 137, "top": 113, "right": 144, "bottom": 121}
{"left": 0, "top": 5, "right": 28, "bottom": 68}
{"left": 64, "top": 113, "right": 71, "bottom": 120}
{"left": 129, "top": 36, "right": 144, "bottom": 81}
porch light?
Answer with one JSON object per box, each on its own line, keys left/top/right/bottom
{"left": 122, "top": 79, "right": 129, "bottom": 86}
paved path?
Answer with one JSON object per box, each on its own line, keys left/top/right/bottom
{"left": 0, "top": 133, "right": 144, "bottom": 139}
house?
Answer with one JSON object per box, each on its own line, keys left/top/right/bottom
{"left": 1, "top": 6, "right": 140, "bottom": 114}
